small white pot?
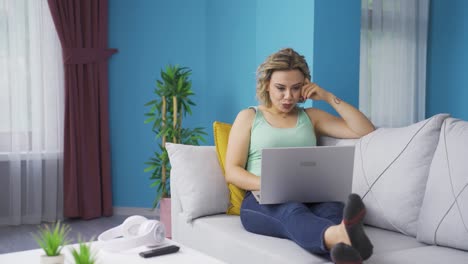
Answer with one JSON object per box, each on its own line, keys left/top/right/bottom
{"left": 40, "top": 254, "right": 65, "bottom": 264}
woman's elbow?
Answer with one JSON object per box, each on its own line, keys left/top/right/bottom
{"left": 364, "top": 124, "right": 376, "bottom": 135}
{"left": 358, "top": 125, "right": 376, "bottom": 137}
{"left": 224, "top": 166, "right": 235, "bottom": 184}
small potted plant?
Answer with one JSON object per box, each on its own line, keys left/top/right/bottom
{"left": 70, "top": 237, "right": 97, "bottom": 264}
{"left": 144, "top": 64, "right": 207, "bottom": 237}
{"left": 32, "top": 221, "right": 71, "bottom": 264}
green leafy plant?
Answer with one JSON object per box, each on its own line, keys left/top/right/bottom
{"left": 70, "top": 237, "right": 97, "bottom": 264}
{"left": 144, "top": 64, "right": 207, "bottom": 207}
{"left": 32, "top": 221, "right": 71, "bottom": 256}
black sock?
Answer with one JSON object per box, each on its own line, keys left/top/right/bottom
{"left": 343, "top": 193, "right": 373, "bottom": 260}
{"left": 331, "top": 242, "right": 362, "bottom": 264}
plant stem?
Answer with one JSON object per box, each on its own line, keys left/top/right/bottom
{"left": 161, "top": 96, "right": 167, "bottom": 196}
{"left": 173, "top": 96, "right": 178, "bottom": 143}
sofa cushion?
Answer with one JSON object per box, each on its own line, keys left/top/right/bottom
{"left": 173, "top": 213, "right": 330, "bottom": 264}
{"left": 364, "top": 226, "right": 426, "bottom": 256}
{"left": 173, "top": 213, "right": 429, "bottom": 264}
{"left": 366, "top": 245, "right": 468, "bottom": 264}
{"left": 213, "top": 121, "right": 245, "bottom": 216}
{"left": 352, "top": 114, "right": 449, "bottom": 236}
{"left": 166, "top": 143, "right": 229, "bottom": 222}
{"left": 417, "top": 118, "right": 468, "bottom": 250}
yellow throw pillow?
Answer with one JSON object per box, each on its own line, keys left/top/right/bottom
{"left": 213, "top": 121, "right": 245, "bottom": 215}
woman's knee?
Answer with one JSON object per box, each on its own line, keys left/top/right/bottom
{"left": 309, "top": 201, "right": 344, "bottom": 224}
{"left": 240, "top": 208, "right": 285, "bottom": 238}
{"left": 327, "top": 201, "right": 345, "bottom": 212}
{"left": 280, "top": 201, "right": 310, "bottom": 216}
{"left": 240, "top": 209, "right": 260, "bottom": 233}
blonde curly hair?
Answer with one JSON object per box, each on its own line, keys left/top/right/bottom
{"left": 256, "top": 48, "right": 311, "bottom": 107}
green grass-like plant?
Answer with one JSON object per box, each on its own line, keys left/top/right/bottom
{"left": 32, "top": 221, "right": 71, "bottom": 256}
{"left": 70, "top": 238, "right": 97, "bottom": 264}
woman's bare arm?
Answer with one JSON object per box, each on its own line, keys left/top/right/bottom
{"left": 302, "top": 79, "right": 375, "bottom": 139}
{"left": 224, "top": 109, "right": 261, "bottom": 191}
{"left": 307, "top": 94, "right": 375, "bottom": 139}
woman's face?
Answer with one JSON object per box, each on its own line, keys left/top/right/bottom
{"left": 267, "top": 69, "right": 304, "bottom": 113}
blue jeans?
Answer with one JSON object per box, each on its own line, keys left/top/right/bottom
{"left": 240, "top": 191, "right": 344, "bottom": 254}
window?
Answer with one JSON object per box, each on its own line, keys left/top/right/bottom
{"left": 0, "top": 0, "right": 64, "bottom": 153}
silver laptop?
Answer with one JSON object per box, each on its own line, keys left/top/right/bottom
{"left": 252, "top": 145, "right": 355, "bottom": 204}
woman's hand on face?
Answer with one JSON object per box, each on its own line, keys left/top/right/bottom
{"left": 301, "top": 79, "right": 331, "bottom": 102}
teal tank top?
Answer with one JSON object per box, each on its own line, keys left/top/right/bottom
{"left": 246, "top": 107, "right": 317, "bottom": 177}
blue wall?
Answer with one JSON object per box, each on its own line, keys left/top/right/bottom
{"left": 205, "top": 0, "right": 316, "bottom": 124}
{"left": 426, "top": 0, "right": 468, "bottom": 120}
{"left": 109, "top": 0, "right": 468, "bottom": 208}
{"left": 109, "top": 0, "right": 208, "bottom": 208}
{"left": 109, "top": 0, "right": 315, "bottom": 208}
{"left": 313, "top": 0, "right": 361, "bottom": 115}
{"left": 205, "top": 0, "right": 257, "bottom": 126}
{"left": 256, "top": 0, "right": 314, "bottom": 66}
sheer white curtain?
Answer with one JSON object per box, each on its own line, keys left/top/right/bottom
{"left": 0, "top": 0, "right": 64, "bottom": 225}
{"left": 360, "top": 0, "right": 430, "bottom": 127}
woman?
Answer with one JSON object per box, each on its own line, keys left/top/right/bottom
{"left": 224, "top": 48, "right": 375, "bottom": 264}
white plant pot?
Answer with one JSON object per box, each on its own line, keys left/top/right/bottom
{"left": 40, "top": 254, "right": 65, "bottom": 264}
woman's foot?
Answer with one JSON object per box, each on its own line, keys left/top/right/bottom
{"left": 343, "top": 193, "right": 373, "bottom": 260}
{"left": 331, "top": 242, "right": 362, "bottom": 264}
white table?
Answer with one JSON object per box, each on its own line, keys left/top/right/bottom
{"left": 0, "top": 239, "right": 225, "bottom": 263}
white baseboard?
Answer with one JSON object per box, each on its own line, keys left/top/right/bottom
{"left": 113, "top": 207, "right": 159, "bottom": 218}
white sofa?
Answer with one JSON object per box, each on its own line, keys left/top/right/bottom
{"left": 169, "top": 114, "right": 468, "bottom": 263}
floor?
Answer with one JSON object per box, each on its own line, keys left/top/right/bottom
{"left": 0, "top": 215, "right": 133, "bottom": 254}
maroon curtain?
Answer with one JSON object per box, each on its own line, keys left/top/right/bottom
{"left": 48, "top": 0, "right": 117, "bottom": 219}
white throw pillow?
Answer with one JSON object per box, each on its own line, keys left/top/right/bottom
{"left": 352, "top": 114, "right": 449, "bottom": 237}
{"left": 166, "top": 143, "right": 229, "bottom": 222}
{"left": 417, "top": 118, "right": 468, "bottom": 250}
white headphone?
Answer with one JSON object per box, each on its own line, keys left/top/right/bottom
{"left": 97, "top": 215, "right": 165, "bottom": 252}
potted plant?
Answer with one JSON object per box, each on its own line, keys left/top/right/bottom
{"left": 32, "top": 221, "right": 71, "bottom": 264}
{"left": 144, "top": 64, "right": 207, "bottom": 237}
{"left": 70, "top": 237, "right": 97, "bottom": 264}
